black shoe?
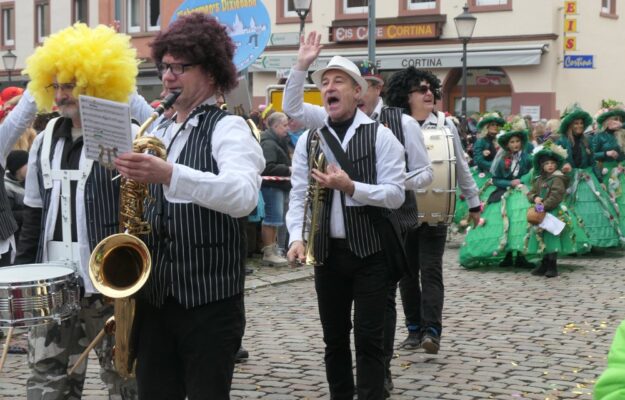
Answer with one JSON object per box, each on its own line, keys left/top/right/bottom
{"left": 234, "top": 345, "right": 249, "bottom": 363}
{"left": 421, "top": 328, "right": 440, "bottom": 355}
{"left": 245, "top": 266, "right": 254, "bottom": 276}
{"left": 514, "top": 255, "right": 535, "bottom": 269}
{"left": 6, "top": 345, "right": 27, "bottom": 354}
{"left": 498, "top": 253, "right": 513, "bottom": 267}
{"left": 531, "top": 262, "right": 547, "bottom": 276}
{"left": 399, "top": 331, "right": 421, "bottom": 349}
{"left": 383, "top": 374, "right": 393, "bottom": 398}
{"left": 545, "top": 264, "right": 558, "bottom": 278}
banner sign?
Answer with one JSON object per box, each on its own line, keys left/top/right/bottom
{"left": 332, "top": 23, "right": 438, "bottom": 43}
{"left": 172, "top": 0, "right": 271, "bottom": 72}
{"left": 563, "top": 55, "right": 594, "bottom": 69}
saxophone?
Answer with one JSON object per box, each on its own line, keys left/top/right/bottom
{"left": 302, "top": 131, "right": 328, "bottom": 266}
{"left": 87, "top": 91, "right": 181, "bottom": 378}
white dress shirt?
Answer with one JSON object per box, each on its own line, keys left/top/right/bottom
{"left": 283, "top": 68, "right": 432, "bottom": 192}
{"left": 420, "top": 113, "right": 480, "bottom": 209}
{"left": 153, "top": 97, "right": 265, "bottom": 218}
{"left": 286, "top": 108, "right": 406, "bottom": 244}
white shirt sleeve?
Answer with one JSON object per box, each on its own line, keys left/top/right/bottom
{"left": 164, "top": 115, "right": 265, "bottom": 218}
{"left": 402, "top": 114, "right": 433, "bottom": 191}
{"left": 448, "top": 118, "right": 480, "bottom": 208}
{"left": 0, "top": 89, "right": 38, "bottom": 168}
{"left": 351, "top": 125, "right": 406, "bottom": 209}
{"left": 282, "top": 68, "right": 327, "bottom": 129}
{"left": 285, "top": 130, "right": 311, "bottom": 244}
{"left": 23, "top": 132, "right": 44, "bottom": 209}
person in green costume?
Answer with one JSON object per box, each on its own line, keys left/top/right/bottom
{"left": 527, "top": 142, "right": 570, "bottom": 277}
{"left": 594, "top": 320, "right": 625, "bottom": 400}
{"left": 557, "top": 105, "right": 623, "bottom": 248}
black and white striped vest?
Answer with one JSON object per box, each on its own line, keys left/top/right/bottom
{"left": 308, "top": 121, "right": 382, "bottom": 263}
{"left": 35, "top": 118, "right": 120, "bottom": 262}
{"left": 0, "top": 164, "right": 18, "bottom": 241}
{"left": 379, "top": 107, "right": 420, "bottom": 233}
{"left": 143, "top": 106, "right": 246, "bottom": 309}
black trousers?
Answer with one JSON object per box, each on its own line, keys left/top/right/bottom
{"left": 314, "top": 241, "right": 389, "bottom": 400}
{"left": 135, "top": 294, "right": 245, "bottom": 400}
{"left": 398, "top": 224, "right": 446, "bottom": 333}
{"left": 0, "top": 250, "right": 11, "bottom": 267}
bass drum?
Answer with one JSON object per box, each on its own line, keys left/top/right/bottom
{"left": 416, "top": 122, "right": 457, "bottom": 225}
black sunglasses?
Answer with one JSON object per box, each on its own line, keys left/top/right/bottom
{"left": 409, "top": 85, "right": 433, "bottom": 95}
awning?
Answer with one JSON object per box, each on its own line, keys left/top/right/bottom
{"left": 249, "top": 43, "right": 549, "bottom": 72}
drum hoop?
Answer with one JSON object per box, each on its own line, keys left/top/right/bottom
{"left": 0, "top": 263, "right": 78, "bottom": 288}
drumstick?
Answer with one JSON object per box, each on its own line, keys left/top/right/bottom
{"left": 67, "top": 327, "right": 106, "bottom": 375}
{"left": 0, "top": 327, "right": 14, "bottom": 372}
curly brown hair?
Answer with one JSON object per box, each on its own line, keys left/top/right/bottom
{"left": 151, "top": 13, "right": 238, "bottom": 94}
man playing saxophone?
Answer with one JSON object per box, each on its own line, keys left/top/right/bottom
{"left": 114, "top": 14, "right": 264, "bottom": 400}
{"left": 285, "top": 40, "right": 407, "bottom": 400}
{"left": 15, "top": 24, "right": 154, "bottom": 399}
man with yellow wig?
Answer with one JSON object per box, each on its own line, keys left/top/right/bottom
{"left": 15, "top": 23, "right": 153, "bottom": 399}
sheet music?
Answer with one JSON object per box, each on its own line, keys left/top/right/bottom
{"left": 538, "top": 212, "right": 566, "bottom": 235}
{"left": 79, "top": 95, "right": 132, "bottom": 168}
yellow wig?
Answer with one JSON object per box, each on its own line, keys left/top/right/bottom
{"left": 23, "top": 23, "right": 138, "bottom": 111}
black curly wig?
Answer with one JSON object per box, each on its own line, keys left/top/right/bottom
{"left": 151, "top": 13, "right": 238, "bottom": 94}
{"left": 384, "top": 67, "right": 442, "bottom": 114}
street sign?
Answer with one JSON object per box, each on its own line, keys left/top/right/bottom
{"left": 563, "top": 55, "right": 594, "bottom": 69}
{"left": 270, "top": 32, "right": 300, "bottom": 46}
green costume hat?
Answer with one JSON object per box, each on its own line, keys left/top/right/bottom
{"left": 558, "top": 103, "right": 593, "bottom": 134}
{"left": 496, "top": 115, "right": 529, "bottom": 148}
{"left": 596, "top": 104, "right": 625, "bottom": 126}
{"left": 476, "top": 112, "right": 505, "bottom": 131}
{"left": 531, "top": 140, "right": 568, "bottom": 171}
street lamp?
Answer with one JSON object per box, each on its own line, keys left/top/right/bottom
{"left": 294, "top": 0, "right": 312, "bottom": 38}
{"left": 454, "top": 4, "right": 477, "bottom": 120}
{"left": 2, "top": 49, "right": 17, "bottom": 83}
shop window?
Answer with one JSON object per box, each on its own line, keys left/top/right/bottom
{"left": 35, "top": 0, "right": 50, "bottom": 45}
{"left": 400, "top": 0, "right": 440, "bottom": 16}
{"left": 601, "top": 0, "right": 617, "bottom": 17}
{"left": 468, "top": 0, "right": 512, "bottom": 12}
{"left": 1, "top": 4, "right": 15, "bottom": 48}
{"left": 277, "top": 0, "right": 312, "bottom": 24}
{"left": 72, "top": 0, "right": 88, "bottom": 24}
{"left": 344, "top": 0, "right": 368, "bottom": 14}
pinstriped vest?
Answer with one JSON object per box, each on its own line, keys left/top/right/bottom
{"left": 0, "top": 165, "right": 18, "bottom": 241}
{"left": 143, "top": 106, "right": 246, "bottom": 309}
{"left": 309, "top": 122, "right": 382, "bottom": 263}
{"left": 379, "top": 107, "right": 420, "bottom": 232}
{"left": 35, "top": 118, "right": 120, "bottom": 263}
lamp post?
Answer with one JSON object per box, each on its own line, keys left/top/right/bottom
{"left": 2, "top": 49, "right": 17, "bottom": 83}
{"left": 454, "top": 4, "right": 477, "bottom": 120}
{"left": 294, "top": 0, "right": 312, "bottom": 38}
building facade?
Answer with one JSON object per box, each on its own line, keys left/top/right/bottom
{"left": 0, "top": 0, "right": 622, "bottom": 119}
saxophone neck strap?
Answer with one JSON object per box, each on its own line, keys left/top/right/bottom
{"left": 319, "top": 124, "right": 381, "bottom": 182}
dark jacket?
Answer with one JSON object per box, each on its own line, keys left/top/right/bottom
{"left": 491, "top": 151, "right": 533, "bottom": 189}
{"left": 557, "top": 134, "right": 594, "bottom": 169}
{"left": 260, "top": 128, "right": 291, "bottom": 191}
{"left": 592, "top": 130, "right": 625, "bottom": 162}
{"left": 4, "top": 172, "right": 25, "bottom": 243}
{"left": 473, "top": 135, "right": 497, "bottom": 172}
{"left": 527, "top": 170, "right": 569, "bottom": 212}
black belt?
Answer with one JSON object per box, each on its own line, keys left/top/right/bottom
{"left": 330, "top": 238, "right": 349, "bottom": 249}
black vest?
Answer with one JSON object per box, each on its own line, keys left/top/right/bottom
{"left": 308, "top": 121, "right": 382, "bottom": 263}
{"left": 379, "top": 107, "right": 420, "bottom": 233}
{"left": 0, "top": 164, "right": 18, "bottom": 241}
{"left": 143, "top": 106, "right": 246, "bottom": 309}
{"left": 35, "top": 118, "right": 120, "bottom": 263}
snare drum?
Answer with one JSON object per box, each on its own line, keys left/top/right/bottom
{"left": 416, "top": 125, "right": 457, "bottom": 225}
{"left": 0, "top": 263, "right": 80, "bottom": 328}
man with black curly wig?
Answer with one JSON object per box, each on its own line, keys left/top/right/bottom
{"left": 385, "top": 67, "right": 481, "bottom": 358}
{"left": 114, "top": 13, "right": 265, "bottom": 399}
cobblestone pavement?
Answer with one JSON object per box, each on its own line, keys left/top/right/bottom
{"left": 2, "top": 236, "right": 624, "bottom": 399}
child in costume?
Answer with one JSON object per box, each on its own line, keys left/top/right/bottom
{"left": 557, "top": 105, "right": 623, "bottom": 248}
{"left": 454, "top": 112, "right": 503, "bottom": 226}
{"left": 459, "top": 117, "right": 534, "bottom": 268}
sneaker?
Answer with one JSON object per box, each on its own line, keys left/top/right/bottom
{"left": 7, "top": 345, "right": 27, "bottom": 354}
{"left": 399, "top": 331, "right": 421, "bottom": 349}
{"left": 261, "top": 245, "right": 288, "bottom": 266}
{"left": 235, "top": 345, "right": 249, "bottom": 363}
{"left": 421, "top": 328, "right": 440, "bottom": 355}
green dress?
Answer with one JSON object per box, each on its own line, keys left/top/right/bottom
{"left": 595, "top": 320, "right": 625, "bottom": 400}
{"left": 557, "top": 136, "right": 623, "bottom": 248}
{"left": 592, "top": 130, "right": 625, "bottom": 236}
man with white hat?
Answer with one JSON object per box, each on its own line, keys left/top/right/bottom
{"left": 285, "top": 32, "right": 406, "bottom": 400}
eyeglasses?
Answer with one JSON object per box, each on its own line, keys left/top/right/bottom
{"left": 156, "top": 62, "right": 196, "bottom": 77}
{"left": 409, "top": 85, "right": 433, "bottom": 95}
{"left": 45, "top": 83, "right": 76, "bottom": 93}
